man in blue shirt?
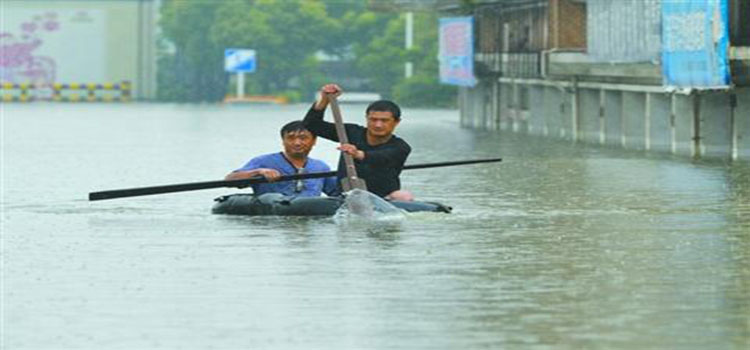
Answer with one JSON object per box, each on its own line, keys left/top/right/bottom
{"left": 225, "top": 121, "right": 339, "bottom": 197}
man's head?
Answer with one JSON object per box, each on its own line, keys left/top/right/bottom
{"left": 280, "top": 120, "right": 316, "bottom": 159}
{"left": 365, "top": 100, "right": 401, "bottom": 139}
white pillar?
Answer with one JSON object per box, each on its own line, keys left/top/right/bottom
{"left": 731, "top": 93, "right": 738, "bottom": 160}
{"left": 405, "top": 12, "right": 413, "bottom": 78}
{"left": 645, "top": 92, "right": 652, "bottom": 151}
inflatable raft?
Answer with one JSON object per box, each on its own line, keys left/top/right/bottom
{"left": 212, "top": 193, "right": 452, "bottom": 216}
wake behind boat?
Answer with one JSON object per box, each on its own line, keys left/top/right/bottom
{"left": 211, "top": 193, "right": 451, "bottom": 216}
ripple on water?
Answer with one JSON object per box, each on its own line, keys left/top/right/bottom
{"left": 4, "top": 104, "right": 749, "bottom": 350}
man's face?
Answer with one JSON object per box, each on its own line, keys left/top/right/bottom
{"left": 366, "top": 111, "right": 399, "bottom": 138}
{"left": 282, "top": 130, "right": 316, "bottom": 158}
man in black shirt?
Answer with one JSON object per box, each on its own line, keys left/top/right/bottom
{"left": 303, "top": 83, "right": 413, "bottom": 201}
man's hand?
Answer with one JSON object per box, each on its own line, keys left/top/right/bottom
{"left": 337, "top": 143, "right": 365, "bottom": 161}
{"left": 257, "top": 168, "right": 282, "bottom": 182}
{"left": 314, "top": 83, "right": 342, "bottom": 110}
{"left": 225, "top": 168, "right": 282, "bottom": 183}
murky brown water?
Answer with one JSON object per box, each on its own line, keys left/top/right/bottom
{"left": 2, "top": 103, "right": 748, "bottom": 349}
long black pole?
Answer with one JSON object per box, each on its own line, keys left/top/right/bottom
{"left": 88, "top": 157, "right": 502, "bottom": 201}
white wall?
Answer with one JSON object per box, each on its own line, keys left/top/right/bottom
{"left": 1, "top": 0, "right": 157, "bottom": 98}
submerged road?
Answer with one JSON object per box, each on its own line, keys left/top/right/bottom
{"left": 3, "top": 103, "right": 749, "bottom": 349}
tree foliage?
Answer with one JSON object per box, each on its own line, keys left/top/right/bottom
{"left": 393, "top": 12, "right": 457, "bottom": 107}
{"left": 156, "top": 0, "right": 457, "bottom": 107}
{"left": 210, "top": 0, "right": 336, "bottom": 95}
{"left": 158, "top": 1, "right": 226, "bottom": 102}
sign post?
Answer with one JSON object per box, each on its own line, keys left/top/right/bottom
{"left": 224, "top": 49, "right": 256, "bottom": 99}
{"left": 237, "top": 72, "right": 245, "bottom": 98}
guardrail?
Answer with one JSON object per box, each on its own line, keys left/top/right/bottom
{"left": 475, "top": 52, "right": 542, "bottom": 78}
{"left": 1, "top": 81, "right": 132, "bottom": 102}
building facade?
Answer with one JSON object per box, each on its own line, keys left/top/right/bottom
{"left": 436, "top": 0, "right": 750, "bottom": 161}
{"left": 1, "top": 0, "right": 158, "bottom": 100}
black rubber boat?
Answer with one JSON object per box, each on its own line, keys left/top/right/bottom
{"left": 212, "top": 193, "right": 452, "bottom": 216}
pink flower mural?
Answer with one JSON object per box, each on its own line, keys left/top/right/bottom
{"left": 0, "top": 12, "right": 60, "bottom": 85}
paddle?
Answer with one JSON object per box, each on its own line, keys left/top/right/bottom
{"left": 327, "top": 94, "right": 367, "bottom": 191}
{"left": 88, "top": 158, "right": 502, "bottom": 201}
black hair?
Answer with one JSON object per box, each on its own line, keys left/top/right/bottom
{"left": 366, "top": 100, "right": 401, "bottom": 120}
{"left": 280, "top": 120, "right": 312, "bottom": 138}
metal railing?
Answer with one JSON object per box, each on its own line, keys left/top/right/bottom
{"left": 473, "top": 1, "right": 547, "bottom": 78}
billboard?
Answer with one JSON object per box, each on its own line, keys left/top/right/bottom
{"left": 439, "top": 17, "right": 476, "bottom": 87}
{"left": 661, "top": 0, "right": 730, "bottom": 88}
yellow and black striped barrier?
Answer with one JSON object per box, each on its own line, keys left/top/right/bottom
{"left": 1, "top": 81, "right": 132, "bottom": 102}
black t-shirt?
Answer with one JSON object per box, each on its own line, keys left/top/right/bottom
{"left": 303, "top": 105, "right": 411, "bottom": 197}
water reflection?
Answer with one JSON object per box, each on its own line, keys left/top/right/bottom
{"left": 337, "top": 218, "right": 404, "bottom": 247}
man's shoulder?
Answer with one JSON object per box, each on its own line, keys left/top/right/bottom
{"left": 389, "top": 134, "right": 411, "bottom": 150}
{"left": 306, "top": 157, "right": 332, "bottom": 171}
{"left": 249, "top": 152, "right": 283, "bottom": 163}
{"left": 344, "top": 123, "right": 366, "bottom": 132}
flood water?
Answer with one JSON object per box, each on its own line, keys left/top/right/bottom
{"left": 2, "top": 103, "right": 749, "bottom": 349}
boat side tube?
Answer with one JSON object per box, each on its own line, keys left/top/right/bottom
{"left": 212, "top": 193, "right": 451, "bottom": 216}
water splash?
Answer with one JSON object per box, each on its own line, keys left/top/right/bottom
{"left": 333, "top": 189, "right": 406, "bottom": 222}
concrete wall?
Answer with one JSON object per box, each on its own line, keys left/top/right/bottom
{"left": 622, "top": 91, "right": 646, "bottom": 150}
{"left": 466, "top": 80, "right": 750, "bottom": 161}
{"left": 2, "top": 0, "right": 158, "bottom": 99}
{"left": 579, "top": 89, "right": 600, "bottom": 144}
{"left": 700, "top": 92, "right": 734, "bottom": 158}
{"left": 603, "top": 90, "right": 623, "bottom": 146}
{"left": 498, "top": 83, "right": 513, "bottom": 130}
{"left": 736, "top": 88, "right": 750, "bottom": 159}
{"left": 528, "top": 85, "right": 546, "bottom": 136}
{"left": 541, "top": 86, "right": 565, "bottom": 139}
{"left": 673, "top": 94, "right": 695, "bottom": 157}
{"left": 648, "top": 93, "right": 672, "bottom": 153}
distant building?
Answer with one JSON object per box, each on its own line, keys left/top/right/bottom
{"left": 396, "top": 0, "right": 750, "bottom": 160}
{"left": 1, "top": 0, "right": 158, "bottom": 100}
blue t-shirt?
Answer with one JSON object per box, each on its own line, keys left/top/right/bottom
{"left": 233, "top": 152, "right": 339, "bottom": 197}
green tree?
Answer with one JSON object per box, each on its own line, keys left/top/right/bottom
{"left": 158, "top": 0, "right": 226, "bottom": 102}
{"left": 351, "top": 16, "right": 405, "bottom": 98}
{"left": 159, "top": 0, "right": 337, "bottom": 102}
{"left": 156, "top": 1, "right": 456, "bottom": 106}
{"left": 318, "top": 5, "right": 398, "bottom": 93}
{"left": 353, "top": 12, "right": 457, "bottom": 106}
{"left": 210, "top": 0, "right": 338, "bottom": 96}
{"left": 393, "top": 12, "right": 457, "bottom": 107}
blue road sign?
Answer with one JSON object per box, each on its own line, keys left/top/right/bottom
{"left": 225, "top": 49, "right": 256, "bottom": 73}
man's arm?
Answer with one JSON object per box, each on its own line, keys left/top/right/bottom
{"left": 303, "top": 83, "right": 344, "bottom": 141}
{"left": 303, "top": 104, "right": 339, "bottom": 141}
{"left": 224, "top": 168, "right": 281, "bottom": 181}
{"left": 225, "top": 157, "right": 281, "bottom": 181}
{"left": 313, "top": 83, "right": 342, "bottom": 110}
{"left": 339, "top": 139, "right": 411, "bottom": 168}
